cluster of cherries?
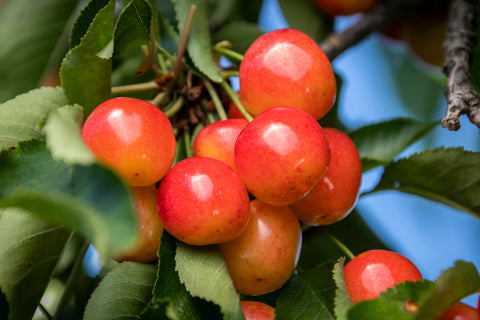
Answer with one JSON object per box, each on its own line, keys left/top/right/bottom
{"left": 81, "top": 28, "right": 479, "bottom": 319}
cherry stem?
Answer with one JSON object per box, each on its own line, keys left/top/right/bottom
{"left": 163, "top": 96, "right": 185, "bottom": 118}
{"left": 321, "top": 227, "right": 355, "bottom": 261}
{"left": 183, "top": 127, "right": 193, "bottom": 158}
{"left": 220, "top": 80, "right": 253, "bottom": 122}
{"left": 52, "top": 237, "right": 90, "bottom": 320}
{"left": 221, "top": 70, "right": 239, "bottom": 78}
{"left": 171, "top": 5, "right": 197, "bottom": 83}
{"left": 111, "top": 81, "right": 159, "bottom": 96}
{"left": 38, "top": 303, "right": 53, "bottom": 320}
{"left": 203, "top": 79, "right": 228, "bottom": 121}
{"left": 213, "top": 44, "right": 244, "bottom": 62}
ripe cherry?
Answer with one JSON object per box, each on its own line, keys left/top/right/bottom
{"left": 82, "top": 97, "right": 176, "bottom": 187}
{"left": 343, "top": 249, "right": 423, "bottom": 304}
{"left": 240, "top": 301, "right": 275, "bottom": 320}
{"left": 312, "top": 0, "right": 377, "bottom": 16}
{"left": 156, "top": 157, "right": 250, "bottom": 246}
{"left": 239, "top": 28, "right": 336, "bottom": 120}
{"left": 436, "top": 302, "right": 480, "bottom": 320}
{"left": 219, "top": 199, "right": 302, "bottom": 296}
{"left": 234, "top": 106, "right": 330, "bottom": 206}
{"left": 116, "top": 185, "right": 163, "bottom": 263}
{"left": 290, "top": 127, "right": 362, "bottom": 225}
{"left": 193, "top": 119, "right": 249, "bottom": 171}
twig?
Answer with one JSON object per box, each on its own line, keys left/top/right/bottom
{"left": 171, "top": 5, "right": 197, "bottom": 82}
{"left": 441, "top": 0, "right": 480, "bottom": 131}
{"left": 319, "top": 0, "right": 424, "bottom": 61}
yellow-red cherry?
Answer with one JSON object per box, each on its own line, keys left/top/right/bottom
{"left": 436, "top": 302, "right": 480, "bottom": 320}
{"left": 239, "top": 28, "right": 336, "bottom": 120}
{"left": 115, "top": 185, "right": 163, "bottom": 263}
{"left": 290, "top": 127, "right": 362, "bottom": 225}
{"left": 234, "top": 105, "right": 330, "bottom": 206}
{"left": 219, "top": 199, "right": 302, "bottom": 296}
{"left": 240, "top": 301, "right": 275, "bottom": 320}
{"left": 82, "top": 97, "right": 175, "bottom": 187}
{"left": 193, "top": 119, "right": 249, "bottom": 171}
{"left": 344, "top": 249, "right": 423, "bottom": 304}
{"left": 156, "top": 157, "right": 250, "bottom": 246}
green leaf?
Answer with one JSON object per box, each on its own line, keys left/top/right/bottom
{"left": 415, "top": 261, "right": 480, "bottom": 320}
{"left": 42, "top": 104, "right": 95, "bottom": 166}
{"left": 0, "top": 87, "right": 68, "bottom": 150}
{"left": 347, "top": 281, "right": 434, "bottom": 320}
{"left": 60, "top": 0, "right": 115, "bottom": 118}
{"left": 212, "top": 21, "right": 264, "bottom": 55}
{"left": 172, "top": 0, "right": 223, "bottom": 83}
{"left": 83, "top": 261, "right": 157, "bottom": 320}
{"left": 175, "top": 243, "right": 245, "bottom": 320}
{"left": 0, "top": 208, "right": 70, "bottom": 320}
{"left": 348, "top": 118, "right": 438, "bottom": 172}
{"left": 275, "top": 261, "right": 337, "bottom": 320}
{"left": 114, "top": 0, "right": 153, "bottom": 56}
{"left": 371, "top": 147, "right": 480, "bottom": 219}
{"left": 277, "top": 0, "right": 334, "bottom": 41}
{"left": 141, "top": 232, "right": 222, "bottom": 320}
{"left": 0, "top": 0, "right": 82, "bottom": 102}
{"left": 0, "top": 140, "right": 136, "bottom": 257}
{"left": 333, "top": 258, "right": 351, "bottom": 320}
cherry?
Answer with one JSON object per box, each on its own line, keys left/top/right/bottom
{"left": 156, "top": 157, "right": 250, "bottom": 246}
{"left": 116, "top": 185, "right": 163, "bottom": 263}
{"left": 192, "top": 119, "right": 249, "bottom": 171}
{"left": 290, "top": 127, "right": 362, "bottom": 225}
{"left": 82, "top": 97, "right": 176, "bottom": 187}
{"left": 312, "top": 0, "right": 377, "bottom": 16}
{"left": 219, "top": 199, "right": 302, "bottom": 296}
{"left": 343, "top": 249, "right": 423, "bottom": 304}
{"left": 240, "top": 301, "right": 275, "bottom": 320}
{"left": 234, "top": 105, "right": 330, "bottom": 206}
{"left": 436, "top": 302, "right": 480, "bottom": 320}
{"left": 239, "top": 28, "right": 336, "bottom": 120}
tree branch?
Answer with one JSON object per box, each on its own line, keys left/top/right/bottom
{"left": 441, "top": 0, "right": 480, "bottom": 131}
{"left": 319, "top": 0, "right": 425, "bottom": 61}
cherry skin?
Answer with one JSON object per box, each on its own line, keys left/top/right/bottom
{"left": 343, "top": 249, "right": 423, "bottom": 304}
{"left": 240, "top": 301, "right": 275, "bottom": 320}
{"left": 116, "top": 185, "right": 163, "bottom": 263}
{"left": 290, "top": 127, "right": 362, "bottom": 225}
{"left": 156, "top": 156, "right": 250, "bottom": 246}
{"left": 192, "top": 119, "right": 249, "bottom": 171}
{"left": 312, "top": 0, "right": 377, "bottom": 16}
{"left": 82, "top": 97, "right": 176, "bottom": 187}
{"left": 239, "top": 28, "right": 336, "bottom": 120}
{"left": 436, "top": 302, "right": 480, "bottom": 320}
{"left": 234, "top": 105, "right": 330, "bottom": 206}
{"left": 219, "top": 199, "right": 302, "bottom": 296}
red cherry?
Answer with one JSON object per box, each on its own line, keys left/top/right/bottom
{"left": 82, "top": 97, "right": 175, "bottom": 186}
{"left": 156, "top": 157, "right": 250, "bottom": 246}
{"left": 192, "top": 119, "right": 249, "bottom": 171}
{"left": 344, "top": 249, "right": 423, "bottom": 304}
{"left": 239, "top": 28, "right": 336, "bottom": 120}
{"left": 290, "top": 127, "right": 362, "bottom": 225}
{"left": 240, "top": 301, "right": 275, "bottom": 320}
{"left": 436, "top": 302, "right": 480, "bottom": 320}
{"left": 219, "top": 199, "right": 302, "bottom": 295}
{"left": 234, "top": 105, "right": 330, "bottom": 206}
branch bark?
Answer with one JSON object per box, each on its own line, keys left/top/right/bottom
{"left": 441, "top": 0, "right": 480, "bottom": 131}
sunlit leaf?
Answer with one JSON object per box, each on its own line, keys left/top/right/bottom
{"left": 371, "top": 147, "right": 480, "bottom": 219}
{"left": 83, "top": 261, "right": 157, "bottom": 320}
{"left": 348, "top": 118, "right": 438, "bottom": 172}
{"left": 172, "top": 0, "right": 223, "bottom": 83}
{"left": 175, "top": 243, "right": 245, "bottom": 320}
{"left": 60, "top": 0, "right": 115, "bottom": 118}
{"left": 0, "top": 208, "right": 70, "bottom": 320}
{"left": 0, "top": 0, "right": 82, "bottom": 102}
{"left": 0, "top": 87, "right": 68, "bottom": 150}
{"left": 333, "top": 258, "right": 351, "bottom": 320}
